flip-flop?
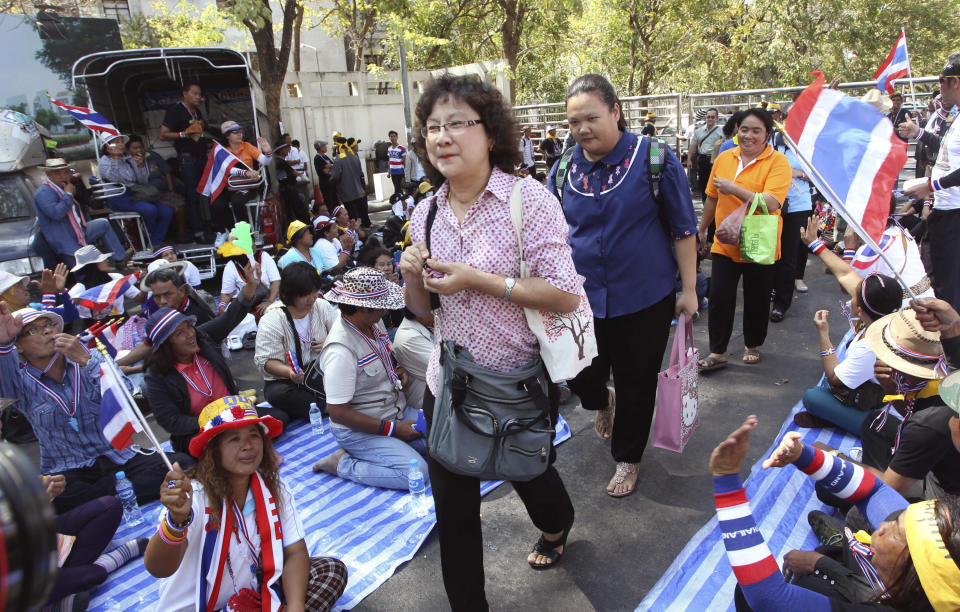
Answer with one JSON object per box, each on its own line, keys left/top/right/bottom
{"left": 742, "top": 348, "right": 761, "bottom": 364}
{"left": 698, "top": 356, "right": 727, "bottom": 372}
{"left": 607, "top": 462, "right": 640, "bottom": 498}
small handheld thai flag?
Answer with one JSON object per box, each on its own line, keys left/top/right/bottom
{"left": 874, "top": 31, "right": 910, "bottom": 94}
{"left": 197, "top": 142, "right": 244, "bottom": 201}
{"left": 99, "top": 361, "right": 142, "bottom": 450}
{"left": 784, "top": 72, "right": 908, "bottom": 245}
{"left": 75, "top": 274, "right": 137, "bottom": 312}
{"left": 49, "top": 99, "right": 120, "bottom": 136}
{"left": 285, "top": 350, "right": 302, "bottom": 374}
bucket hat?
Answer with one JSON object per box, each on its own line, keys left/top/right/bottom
{"left": 189, "top": 395, "right": 283, "bottom": 458}
{"left": 324, "top": 267, "right": 404, "bottom": 310}
{"left": 71, "top": 245, "right": 113, "bottom": 272}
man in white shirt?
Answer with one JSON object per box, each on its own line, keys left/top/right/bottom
{"left": 902, "top": 52, "right": 960, "bottom": 310}
{"left": 519, "top": 126, "right": 535, "bottom": 170}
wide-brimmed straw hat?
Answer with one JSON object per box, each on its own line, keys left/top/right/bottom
{"left": 43, "top": 158, "right": 72, "bottom": 172}
{"left": 140, "top": 258, "right": 189, "bottom": 291}
{"left": 860, "top": 89, "right": 893, "bottom": 113}
{"left": 324, "top": 267, "right": 404, "bottom": 310}
{"left": 13, "top": 308, "right": 63, "bottom": 336}
{"left": 144, "top": 307, "right": 197, "bottom": 353}
{"left": 71, "top": 245, "right": 113, "bottom": 272}
{"left": 189, "top": 395, "right": 283, "bottom": 458}
{"left": 865, "top": 308, "right": 946, "bottom": 380}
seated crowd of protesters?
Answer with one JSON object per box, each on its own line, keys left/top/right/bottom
{"left": 4, "top": 65, "right": 960, "bottom": 612}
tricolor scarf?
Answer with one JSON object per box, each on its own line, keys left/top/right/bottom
{"left": 197, "top": 472, "right": 284, "bottom": 612}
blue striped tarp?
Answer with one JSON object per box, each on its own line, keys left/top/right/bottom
{"left": 89, "top": 415, "right": 571, "bottom": 611}
{"left": 639, "top": 333, "right": 859, "bottom": 612}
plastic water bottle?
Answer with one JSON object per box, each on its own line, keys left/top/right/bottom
{"left": 115, "top": 471, "right": 143, "bottom": 526}
{"left": 407, "top": 459, "right": 426, "bottom": 515}
{"left": 309, "top": 402, "right": 325, "bottom": 436}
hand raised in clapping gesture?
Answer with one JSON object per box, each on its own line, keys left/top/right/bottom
{"left": 762, "top": 431, "right": 804, "bottom": 469}
{"left": 0, "top": 303, "right": 23, "bottom": 345}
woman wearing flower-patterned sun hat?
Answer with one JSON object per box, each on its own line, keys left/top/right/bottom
{"left": 309, "top": 267, "right": 427, "bottom": 491}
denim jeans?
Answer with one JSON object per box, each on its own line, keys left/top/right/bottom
{"left": 84, "top": 218, "right": 126, "bottom": 262}
{"left": 332, "top": 405, "right": 428, "bottom": 490}
{"left": 106, "top": 194, "right": 173, "bottom": 244}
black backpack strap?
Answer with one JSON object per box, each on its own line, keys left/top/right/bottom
{"left": 647, "top": 136, "right": 667, "bottom": 206}
{"left": 424, "top": 202, "right": 441, "bottom": 310}
{"left": 552, "top": 146, "right": 577, "bottom": 206}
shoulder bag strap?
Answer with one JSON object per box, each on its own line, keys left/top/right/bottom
{"left": 553, "top": 146, "right": 576, "bottom": 206}
{"left": 280, "top": 306, "right": 305, "bottom": 370}
{"left": 424, "top": 201, "right": 441, "bottom": 310}
{"left": 508, "top": 180, "right": 529, "bottom": 279}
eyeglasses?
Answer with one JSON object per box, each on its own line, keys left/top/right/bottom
{"left": 420, "top": 119, "right": 484, "bottom": 139}
{"left": 19, "top": 320, "right": 57, "bottom": 337}
{"left": 939, "top": 75, "right": 958, "bottom": 84}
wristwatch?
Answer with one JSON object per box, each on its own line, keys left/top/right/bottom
{"left": 503, "top": 277, "right": 516, "bottom": 301}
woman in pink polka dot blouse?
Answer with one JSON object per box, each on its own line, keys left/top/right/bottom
{"left": 400, "top": 74, "right": 583, "bottom": 611}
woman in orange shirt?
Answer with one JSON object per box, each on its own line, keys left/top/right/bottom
{"left": 697, "top": 109, "right": 791, "bottom": 371}
{"left": 211, "top": 120, "right": 273, "bottom": 233}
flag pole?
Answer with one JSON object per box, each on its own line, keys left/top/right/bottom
{"left": 901, "top": 28, "right": 919, "bottom": 112}
{"left": 95, "top": 339, "right": 176, "bottom": 474}
{"left": 774, "top": 120, "right": 919, "bottom": 302}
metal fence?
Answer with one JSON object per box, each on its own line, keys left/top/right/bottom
{"left": 513, "top": 76, "right": 938, "bottom": 173}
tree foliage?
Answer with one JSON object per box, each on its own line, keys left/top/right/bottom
{"left": 120, "top": 2, "right": 227, "bottom": 49}
{"left": 380, "top": 0, "right": 957, "bottom": 104}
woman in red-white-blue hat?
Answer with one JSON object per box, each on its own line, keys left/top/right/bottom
{"left": 144, "top": 395, "right": 347, "bottom": 612}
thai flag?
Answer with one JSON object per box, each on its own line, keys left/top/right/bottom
{"left": 197, "top": 142, "right": 243, "bottom": 201}
{"left": 874, "top": 31, "right": 910, "bottom": 94}
{"left": 75, "top": 274, "right": 137, "bottom": 312}
{"left": 784, "top": 72, "right": 907, "bottom": 245}
{"left": 99, "top": 360, "right": 142, "bottom": 450}
{"left": 49, "top": 99, "right": 120, "bottom": 136}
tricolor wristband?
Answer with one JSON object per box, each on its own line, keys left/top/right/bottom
{"left": 379, "top": 420, "right": 396, "bottom": 437}
{"left": 930, "top": 178, "right": 943, "bottom": 192}
{"left": 808, "top": 239, "right": 827, "bottom": 255}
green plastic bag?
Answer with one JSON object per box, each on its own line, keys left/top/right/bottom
{"left": 739, "top": 192, "right": 779, "bottom": 265}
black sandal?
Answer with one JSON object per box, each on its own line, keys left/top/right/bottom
{"left": 528, "top": 520, "right": 573, "bottom": 570}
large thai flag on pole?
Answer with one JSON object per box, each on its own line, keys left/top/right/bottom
{"left": 874, "top": 31, "right": 909, "bottom": 94}
{"left": 784, "top": 72, "right": 907, "bottom": 245}
{"left": 49, "top": 99, "right": 120, "bottom": 136}
{"left": 197, "top": 142, "right": 243, "bottom": 201}
{"left": 99, "top": 360, "right": 143, "bottom": 450}
{"left": 74, "top": 274, "right": 137, "bottom": 312}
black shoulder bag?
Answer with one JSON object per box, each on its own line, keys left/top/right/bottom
{"left": 281, "top": 306, "right": 326, "bottom": 403}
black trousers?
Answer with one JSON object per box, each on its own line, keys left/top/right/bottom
{"left": 927, "top": 208, "right": 960, "bottom": 311}
{"left": 772, "top": 210, "right": 811, "bottom": 311}
{"left": 343, "top": 197, "right": 370, "bottom": 227}
{"left": 708, "top": 253, "right": 775, "bottom": 354}
{"left": 424, "top": 385, "right": 574, "bottom": 612}
{"left": 53, "top": 451, "right": 194, "bottom": 514}
{"left": 264, "top": 378, "right": 324, "bottom": 421}
{"left": 390, "top": 173, "right": 404, "bottom": 195}
{"left": 211, "top": 190, "right": 256, "bottom": 233}
{"left": 696, "top": 156, "right": 713, "bottom": 200}
{"left": 567, "top": 292, "right": 675, "bottom": 463}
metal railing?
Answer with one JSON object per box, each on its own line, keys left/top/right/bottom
{"left": 513, "top": 76, "right": 940, "bottom": 166}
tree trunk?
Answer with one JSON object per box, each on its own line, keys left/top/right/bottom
{"left": 243, "top": 0, "right": 301, "bottom": 145}
{"left": 498, "top": 0, "right": 520, "bottom": 104}
{"left": 293, "top": 8, "right": 304, "bottom": 71}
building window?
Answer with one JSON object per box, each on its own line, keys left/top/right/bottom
{"left": 102, "top": 0, "right": 131, "bottom": 21}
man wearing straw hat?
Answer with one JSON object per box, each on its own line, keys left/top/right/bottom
{"left": 0, "top": 302, "right": 191, "bottom": 513}
{"left": 34, "top": 158, "right": 128, "bottom": 270}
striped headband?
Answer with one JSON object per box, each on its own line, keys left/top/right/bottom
{"left": 148, "top": 309, "right": 185, "bottom": 344}
{"left": 329, "top": 280, "right": 389, "bottom": 300}
{"left": 860, "top": 274, "right": 886, "bottom": 320}
{"left": 152, "top": 245, "right": 174, "bottom": 257}
{"left": 331, "top": 205, "right": 344, "bottom": 218}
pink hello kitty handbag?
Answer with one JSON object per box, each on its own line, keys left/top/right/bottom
{"left": 653, "top": 313, "right": 700, "bottom": 452}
